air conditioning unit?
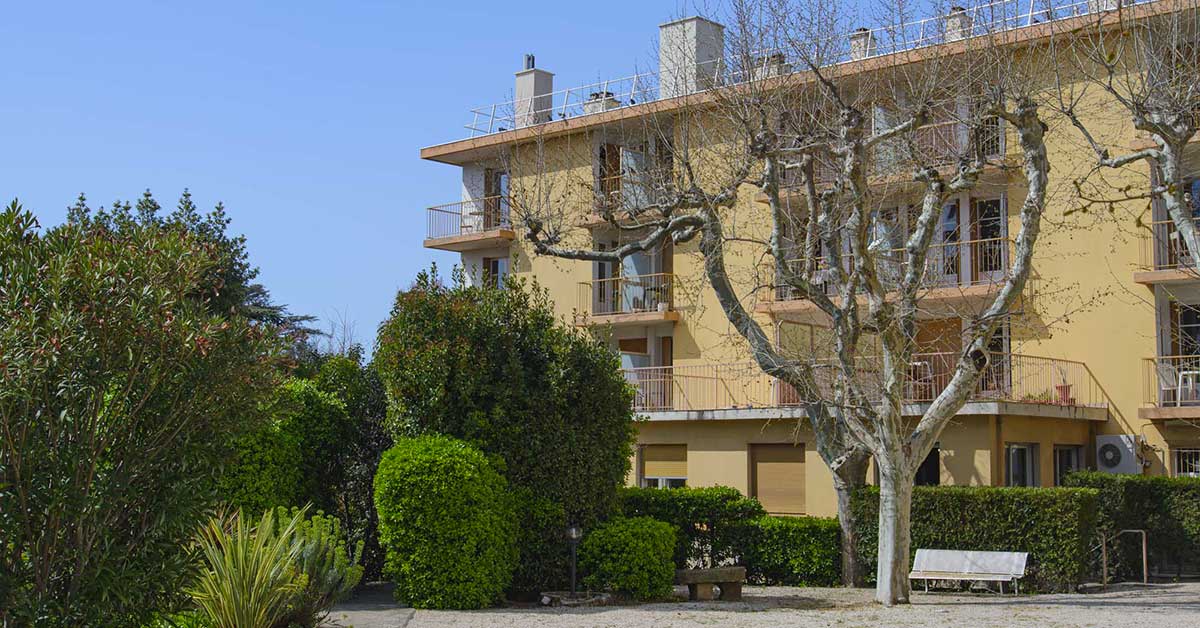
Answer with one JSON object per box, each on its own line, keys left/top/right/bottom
{"left": 1096, "top": 435, "right": 1140, "bottom": 474}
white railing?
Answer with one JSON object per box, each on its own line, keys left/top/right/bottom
{"left": 462, "top": 0, "right": 1150, "bottom": 137}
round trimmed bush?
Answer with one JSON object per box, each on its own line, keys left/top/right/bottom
{"left": 373, "top": 435, "right": 518, "bottom": 609}
{"left": 580, "top": 516, "right": 676, "bottom": 600}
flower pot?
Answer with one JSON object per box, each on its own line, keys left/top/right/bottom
{"left": 1055, "top": 383, "right": 1074, "bottom": 405}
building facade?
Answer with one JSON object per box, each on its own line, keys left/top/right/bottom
{"left": 419, "top": 0, "right": 1200, "bottom": 517}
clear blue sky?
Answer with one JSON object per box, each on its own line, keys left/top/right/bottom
{"left": 0, "top": 0, "right": 687, "bottom": 348}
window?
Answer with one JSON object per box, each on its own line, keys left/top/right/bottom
{"left": 1172, "top": 302, "right": 1200, "bottom": 357}
{"left": 914, "top": 444, "right": 940, "bottom": 486}
{"left": 1175, "top": 449, "right": 1200, "bottom": 478}
{"left": 1005, "top": 443, "right": 1040, "bottom": 487}
{"left": 641, "top": 444, "right": 686, "bottom": 489}
{"left": 750, "top": 443, "right": 806, "bottom": 515}
{"left": 1053, "top": 445, "right": 1083, "bottom": 486}
{"left": 482, "top": 169, "right": 509, "bottom": 230}
{"left": 482, "top": 257, "right": 507, "bottom": 288}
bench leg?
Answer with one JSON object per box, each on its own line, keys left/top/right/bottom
{"left": 718, "top": 581, "right": 742, "bottom": 601}
{"left": 688, "top": 583, "right": 715, "bottom": 601}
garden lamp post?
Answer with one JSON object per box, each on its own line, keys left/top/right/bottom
{"left": 566, "top": 524, "right": 583, "bottom": 594}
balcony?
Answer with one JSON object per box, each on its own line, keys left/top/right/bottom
{"left": 760, "top": 237, "right": 1014, "bottom": 318}
{"left": 1135, "top": 219, "right": 1200, "bottom": 285}
{"left": 423, "top": 196, "right": 516, "bottom": 252}
{"left": 626, "top": 353, "right": 1108, "bottom": 421}
{"left": 1140, "top": 355, "right": 1200, "bottom": 420}
{"left": 576, "top": 273, "right": 679, "bottom": 326}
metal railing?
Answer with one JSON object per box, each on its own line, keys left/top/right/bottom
{"left": 772, "top": 237, "right": 1014, "bottom": 300}
{"left": 425, "top": 196, "right": 512, "bottom": 240}
{"left": 596, "top": 169, "right": 675, "bottom": 212}
{"left": 462, "top": 0, "right": 1150, "bottom": 137}
{"left": 626, "top": 352, "right": 1107, "bottom": 412}
{"left": 1175, "top": 448, "right": 1200, "bottom": 477}
{"left": 1138, "top": 218, "right": 1200, "bottom": 271}
{"left": 1141, "top": 355, "right": 1200, "bottom": 407}
{"left": 578, "top": 272, "right": 675, "bottom": 317}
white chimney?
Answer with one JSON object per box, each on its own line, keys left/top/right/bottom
{"left": 849, "top": 28, "right": 876, "bottom": 61}
{"left": 945, "top": 7, "right": 973, "bottom": 42}
{"left": 515, "top": 54, "right": 553, "bottom": 128}
{"left": 659, "top": 16, "right": 725, "bottom": 99}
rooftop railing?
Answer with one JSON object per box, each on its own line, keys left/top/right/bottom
{"left": 626, "top": 352, "right": 1108, "bottom": 413}
{"left": 425, "top": 196, "right": 512, "bottom": 240}
{"left": 462, "top": 0, "right": 1149, "bottom": 138}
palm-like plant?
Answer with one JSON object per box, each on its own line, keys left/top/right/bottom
{"left": 189, "top": 509, "right": 308, "bottom": 628}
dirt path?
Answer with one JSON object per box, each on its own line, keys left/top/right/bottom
{"left": 405, "top": 582, "right": 1200, "bottom": 628}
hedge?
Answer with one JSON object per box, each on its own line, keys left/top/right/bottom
{"left": 618, "top": 486, "right": 765, "bottom": 569}
{"left": 1063, "top": 472, "right": 1200, "bottom": 577}
{"left": 739, "top": 516, "right": 841, "bottom": 586}
{"left": 851, "top": 486, "right": 1098, "bottom": 591}
{"left": 373, "top": 435, "right": 518, "bottom": 609}
{"left": 580, "top": 517, "right": 676, "bottom": 600}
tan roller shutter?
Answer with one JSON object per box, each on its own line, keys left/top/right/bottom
{"left": 751, "top": 443, "right": 805, "bottom": 515}
{"left": 642, "top": 445, "right": 687, "bottom": 479}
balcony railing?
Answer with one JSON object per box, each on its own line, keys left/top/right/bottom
{"left": 627, "top": 353, "right": 1106, "bottom": 413}
{"left": 772, "top": 237, "right": 1013, "bottom": 300}
{"left": 1141, "top": 355, "right": 1200, "bottom": 408}
{"left": 425, "top": 196, "right": 512, "bottom": 240}
{"left": 1139, "top": 219, "right": 1200, "bottom": 272}
{"left": 462, "top": 0, "right": 1151, "bottom": 138}
{"left": 578, "top": 273, "right": 675, "bottom": 318}
{"left": 596, "top": 170, "right": 674, "bottom": 213}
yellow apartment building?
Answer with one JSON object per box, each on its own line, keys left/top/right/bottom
{"left": 418, "top": 0, "right": 1200, "bottom": 517}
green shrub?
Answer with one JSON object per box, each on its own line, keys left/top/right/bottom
{"left": 273, "top": 379, "right": 351, "bottom": 514}
{"left": 373, "top": 435, "right": 518, "bottom": 609}
{"left": 0, "top": 202, "right": 277, "bottom": 627}
{"left": 1063, "top": 472, "right": 1200, "bottom": 577}
{"left": 272, "top": 507, "right": 364, "bottom": 627}
{"left": 851, "top": 486, "right": 1098, "bottom": 591}
{"left": 218, "top": 420, "right": 303, "bottom": 515}
{"left": 374, "top": 270, "right": 636, "bottom": 594}
{"left": 189, "top": 509, "right": 307, "bottom": 628}
{"left": 618, "top": 486, "right": 765, "bottom": 568}
{"left": 739, "top": 516, "right": 841, "bottom": 586}
{"left": 580, "top": 517, "right": 676, "bottom": 600}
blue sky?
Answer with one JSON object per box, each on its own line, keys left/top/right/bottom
{"left": 0, "top": 0, "right": 687, "bottom": 348}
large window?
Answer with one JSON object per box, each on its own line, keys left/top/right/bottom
{"left": 1053, "top": 445, "right": 1083, "bottom": 486}
{"left": 641, "top": 444, "right": 687, "bottom": 489}
{"left": 1005, "top": 443, "right": 1040, "bottom": 487}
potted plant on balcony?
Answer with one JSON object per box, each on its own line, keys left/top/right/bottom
{"left": 1053, "top": 364, "right": 1074, "bottom": 405}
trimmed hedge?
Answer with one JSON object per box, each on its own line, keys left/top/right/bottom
{"left": 618, "top": 486, "right": 765, "bottom": 568}
{"left": 580, "top": 517, "right": 676, "bottom": 600}
{"left": 851, "top": 486, "right": 1098, "bottom": 592}
{"left": 373, "top": 435, "right": 518, "bottom": 609}
{"left": 739, "top": 516, "right": 841, "bottom": 586}
{"left": 1063, "top": 472, "right": 1200, "bottom": 577}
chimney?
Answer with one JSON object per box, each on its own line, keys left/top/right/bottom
{"left": 659, "top": 16, "right": 725, "bottom": 99}
{"left": 515, "top": 54, "right": 554, "bottom": 128}
{"left": 945, "top": 7, "right": 973, "bottom": 42}
{"left": 849, "top": 28, "right": 876, "bottom": 61}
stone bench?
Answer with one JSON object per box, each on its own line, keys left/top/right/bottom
{"left": 675, "top": 566, "right": 746, "bottom": 601}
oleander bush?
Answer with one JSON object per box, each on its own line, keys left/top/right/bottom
{"left": 1063, "top": 472, "right": 1200, "bottom": 578}
{"left": 739, "top": 516, "right": 841, "bottom": 586}
{"left": 851, "top": 486, "right": 1098, "bottom": 591}
{"left": 374, "top": 269, "right": 636, "bottom": 594}
{"left": 579, "top": 516, "right": 677, "bottom": 600}
{"left": 618, "top": 486, "right": 765, "bottom": 568}
{"left": 373, "top": 435, "right": 518, "bottom": 609}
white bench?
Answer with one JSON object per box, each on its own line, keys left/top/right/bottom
{"left": 909, "top": 549, "right": 1028, "bottom": 594}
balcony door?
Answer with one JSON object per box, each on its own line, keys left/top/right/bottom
{"left": 482, "top": 169, "right": 509, "bottom": 231}
{"left": 972, "top": 197, "right": 1007, "bottom": 284}
{"left": 933, "top": 200, "right": 961, "bottom": 287}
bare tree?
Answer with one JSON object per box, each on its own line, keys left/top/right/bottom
{"left": 504, "top": 0, "right": 1058, "bottom": 605}
{"left": 1056, "top": 0, "right": 1200, "bottom": 263}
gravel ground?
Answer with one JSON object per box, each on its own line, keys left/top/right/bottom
{"left": 327, "top": 583, "right": 414, "bottom": 628}
{"left": 401, "top": 582, "right": 1200, "bottom": 628}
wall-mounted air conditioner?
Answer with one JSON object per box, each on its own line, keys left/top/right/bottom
{"left": 1096, "top": 435, "right": 1140, "bottom": 474}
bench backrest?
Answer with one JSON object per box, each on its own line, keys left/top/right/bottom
{"left": 912, "top": 549, "right": 1028, "bottom": 576}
